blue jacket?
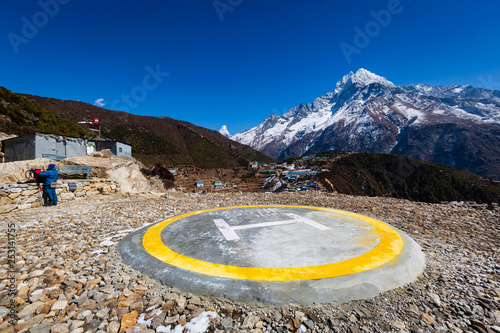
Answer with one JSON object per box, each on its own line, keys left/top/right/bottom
{"left": 39, "top": 168, "right": 58, "bottom": 185}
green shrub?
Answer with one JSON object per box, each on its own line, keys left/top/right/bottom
{"left": 0, "top": 87, "right": 87, "bottom": 137}
{"left": 318, "top": 153, "right": 500, "bottom": 203}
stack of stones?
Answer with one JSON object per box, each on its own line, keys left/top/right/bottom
{"left": 0, "top": 179, "right": 119, "bottom": 213}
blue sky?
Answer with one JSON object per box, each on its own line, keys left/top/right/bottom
{"left": 1, "top": 0, "right": 499, "bottom": 134}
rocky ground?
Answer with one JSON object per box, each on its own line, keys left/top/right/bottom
{"left": 0, "top": 192, "right": 499, "bottom": 333}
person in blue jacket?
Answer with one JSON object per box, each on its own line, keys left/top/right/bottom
{"left": 38, "top": 163, "right": 58, "bottom": 206}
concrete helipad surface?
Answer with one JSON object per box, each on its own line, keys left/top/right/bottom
{"left": 117, "top": 205, "right": 425, "bottom": 305}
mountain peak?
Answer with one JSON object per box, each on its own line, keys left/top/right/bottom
{"left": 335, "top": 68, "right": 396, "bottom": 92}
{"left": 219, "top": 125, "right": 231, "bottom": 138}
{"left": 231, "top": 71, "right": 500, "bottom": 179}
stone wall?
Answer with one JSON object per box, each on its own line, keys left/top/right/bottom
{"left": 0, "top": 179, "right": 119, "bottom": 213}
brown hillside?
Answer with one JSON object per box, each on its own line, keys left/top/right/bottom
{"left": 22, "top": 94, "right": 275, "bottom": 168}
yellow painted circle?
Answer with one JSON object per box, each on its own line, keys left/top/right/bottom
{"left": 142, "top": 205, "right": 404, "bottom": 281}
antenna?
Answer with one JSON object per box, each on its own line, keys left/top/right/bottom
{"left": 78, "top": 118, "right": 101, "bottom": 139}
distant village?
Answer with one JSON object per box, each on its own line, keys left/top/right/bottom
{"left": 172, "top": 152, "right": 341, "bottom": 194}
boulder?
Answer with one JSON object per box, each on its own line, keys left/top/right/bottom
{"left": 59, "top": 192, "right": 75, "bottom": 201}
{"left": 0, "top": 158, "right": 56, "bottom": 183}
{"left": 0, "top": 204, "right": 17, "bottom": 213}
{"left": 62, "top": 155, "right": 165, "bottom": 193}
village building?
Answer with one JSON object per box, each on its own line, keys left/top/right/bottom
{"left": 94, "top": 140, "right": 132, "bottom": 157}
{"left": 1, "top": 133, "right": 132, "bottom": 162}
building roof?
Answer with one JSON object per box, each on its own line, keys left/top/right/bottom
{"left": 1, "top": 132, "right": 131, "bottom": 147}
{"left": 93, "top": 139, "right": 131, "bottom": 146}
{"left": 1, "top": 132, "right": 88, "bottom": 144}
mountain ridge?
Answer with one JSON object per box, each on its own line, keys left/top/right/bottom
{"left": 231, "top": 69, "right": 500, "bottom": 179}
{"left": 1, "top": 89, "right": 276, "bottom": 168}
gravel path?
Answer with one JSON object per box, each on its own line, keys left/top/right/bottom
{"left": 1, "top": 192, "right": 499, "bottom": 333}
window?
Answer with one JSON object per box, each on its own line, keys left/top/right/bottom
{"left": 119, "top": 147, "right": 123, "bottom": 153}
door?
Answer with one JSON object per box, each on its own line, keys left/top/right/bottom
{"left": 56, "top": 141, "right": 66, "bottom": 158}
{"left": 86, "top": 144, "right": 96, "bottom": 155}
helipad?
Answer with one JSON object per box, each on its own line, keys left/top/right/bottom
{"left": 118, "top": 205, "right": 425, "bottom": 305}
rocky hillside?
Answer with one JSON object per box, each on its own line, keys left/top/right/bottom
{"left": 21, "top": 94, "right": 276, "bottom": 168}
{"left": 312, "top": 152, "right": 500, "bottom": 204}
{"left": 231, "top": 69, "right": 500, "bottom": 179}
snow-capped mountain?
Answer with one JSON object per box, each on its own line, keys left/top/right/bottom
{"left": 231, "top": 69, "right": 500, "bottom": 179}
{"left": 219, "top": 125, "right": 231, "bottom": 138}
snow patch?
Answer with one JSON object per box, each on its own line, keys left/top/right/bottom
{"left": 156, "top": 311, "right": 218, "bottom": 333}
{"left": 19, "top": 221, "right": 39, "bottom": 228}
{"left": 219, "top": 125, "right": 231, "bottom": 138}
{"left": 137, "top": 308, "right": 163, "bottom": 328}
{"left": 335, "top": 68, "right": 396, "bottom": 93}
{"left": 146, "top": 305, "right": 160, "bottom": 312}
{"left": 99, "top": 239, "right": 116, "bottom": 247}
